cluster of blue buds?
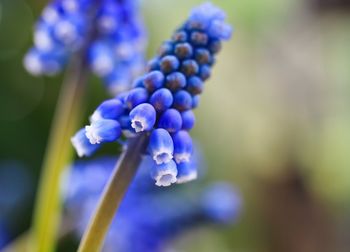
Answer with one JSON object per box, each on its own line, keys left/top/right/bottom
{"left": 71, "top": 2, "right": 233, "bottom": 186}
{"left": 63, "top": 156, "right": 241, "bottom": 252}
{"left": 24, "top": 0, "right": 146, "bottom": 94}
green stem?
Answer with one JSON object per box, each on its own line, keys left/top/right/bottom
{"left": 30, "top": 56, "right": 88, "bottom": 252}
{"left": 77, "top": 133, "right": 149, "bottom": 252}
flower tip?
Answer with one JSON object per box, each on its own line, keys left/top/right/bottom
{"left": 151, "top": 160, "right": 178, "bottom": 186}
{"left": 71, "top": 129, "right": 100, "bottom": 157}
{"left": 176, "top": 162, "right": 197, "bottom": 184}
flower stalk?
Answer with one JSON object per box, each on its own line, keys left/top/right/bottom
{"left": 77, "top": 133, "right": 149, "bottom": 252}
{"left": 30, "top": 53, "right": 89, "bottom": 252}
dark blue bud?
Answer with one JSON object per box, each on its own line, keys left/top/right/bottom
{"left": 158, "top": 109, "right": 183, "bottom": 133}
{"left": 85, "top": 119, "right": 121, "bottom": 144}
{"left": 165, "top": 72, "right": 186, "bottom": 91}
{"left": 194, "top": 48, "right": 211, "bottom": 65}
{"left": 173, "top": 90, "right": 192, "bottom": 111}
{"left": 186, "top": 20, "right": 205, "bottom": 31}
{"left": 90, "top": 99, "right": 124, "bottom": 122}
{"left": 160, "top": 55, "right": 180, "bottom": 74}
{"left": 143, "top": 71, "right": 164, "bottom": 92}
{"left": 198, "top": 65, "right": 211, "bottom": 81}
{"left": 115, "top": 91, "right": 129, "bottom": 104}
{"left": 132, "top": 76, "right": 145, "bottom": 88}
{"left": 209, "top": 20, "right": 233, "bottom": 40}
{"left": 192, "top": 95, "right": 200, "bottom": 109}
{"left": 172, "top": 130, "right": 193, "bottom": 164}
{"left": 129, "top": 103, "right": 156, "bottom": 132}
{"left": 172, "top": 31, "right": 188, "bottom": 42}
{"left": 71, "top": 129, "right": 100, "bottom": 157}
{"left": 190, "top": 31, "right": 208, "bottom": 46}
{"left": 151, "top": 160, "right": 178, "bottom": 186}
{"left": 149, "top": 88, "right": 173, "bottom": 112}
{"left": 125, "top": 87, "right": 149, "bottom": 110}
{"left": 158, "top": 41, "right": 173, "bottom": 57}
{"left": 176, "top": 161, "right": 197, "bottom": 184}
{"left": 146, "top": 57, "right": 160, "bottom": 72}
{"left": 208, "top": 39, "right": 222, "bottom": 54}
{"left": 186, "top": 76, "right": 204, "bottom": 95}
{"left": 149, "top": 128, "right": 174, "bottom": 164}
{"left": 174, "top": 42, "right": 193, "bottom": 60}
{"left": 181, "top": 110, "right": 195, "bottom": 130}
{"left": 181, "top": 59, "right": 199, "bottom": 76}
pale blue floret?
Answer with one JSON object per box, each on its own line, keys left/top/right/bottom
{"left": 188, "top": 2, "right": 227, "bottom": 30}
{"left": 172, "top": 130, "right": 193, "bottom": 164}
{"left": 71, "top": 128, "right": 100, "bottom": 157}
{"left": 151, "top": 159, "right": 178, "bottom": 186}
{"left": 129, "top": 103, "right": 156, "bottom": 133}
{"left": 85, "top": 119, "right": 121, "bottom": 144}
{"left": 54, "top": 14, "right": 86, "bottom": 49}
{"left": 176, "top": 161, "right": 197, "bottom": 184}
{"left": 88, "top": 40, "right": 115, "bottom": 76}
{"left": 90, "top": 99, "right": 124, "bottom": 122}
{"left": 23, "top": 48, "right": 66, "bottom": 76}
{"left": 149, "top": 128, "right": 174, "bottom": 165}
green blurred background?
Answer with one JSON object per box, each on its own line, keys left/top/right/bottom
{"left": 1, "top": 0, "right": 350, "bottom": 251}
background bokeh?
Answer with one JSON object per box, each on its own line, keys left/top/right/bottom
{"left": 1, "top": 0, "right": 350, "bottom": 251}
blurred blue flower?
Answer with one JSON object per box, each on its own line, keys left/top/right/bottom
{"left": 24, "top": 0, "right": 147, "bottom": 95}
{"left": 72, "top": 3, "right": 233, "bottom": 186}
{"left": 0, "top": 221, "right": 10, "bottom": 250}
{"left": 62, "top": 156, "right": 241, "bottom": 252}
{"left": 0, "top": 161, "right": 35, "bottom": 249}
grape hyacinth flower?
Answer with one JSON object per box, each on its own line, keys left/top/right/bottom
{"left": 63, "top": 157, "right": 241, "bottom": 252}
{"left": 72, "top": 2, "right": 233, "bottom": 187}
{"left": 24, "top": 0, "right": 146, "bottom": 95}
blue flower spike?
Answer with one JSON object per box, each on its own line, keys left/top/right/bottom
{"left": 71, "top": 128, "right": 100, "bottom": 157}
{"left": 24, "top": 0, "right": 147, "bottom": 95}
{"left": 72, "top": 2, "right": 233, "bottom": 186}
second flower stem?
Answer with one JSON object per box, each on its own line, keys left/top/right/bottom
{"left": 30, "top": 56, "right": 88, "bottom": 252}
{"left": 77, "top": 133, "right": 149, "bottom": 252}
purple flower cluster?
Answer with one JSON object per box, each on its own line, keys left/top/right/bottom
{"left": 71, "top": 3, "right": 233, "bottom": 186}
{"left": 24, "top": 0, "right": 146, "bottom": 94}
